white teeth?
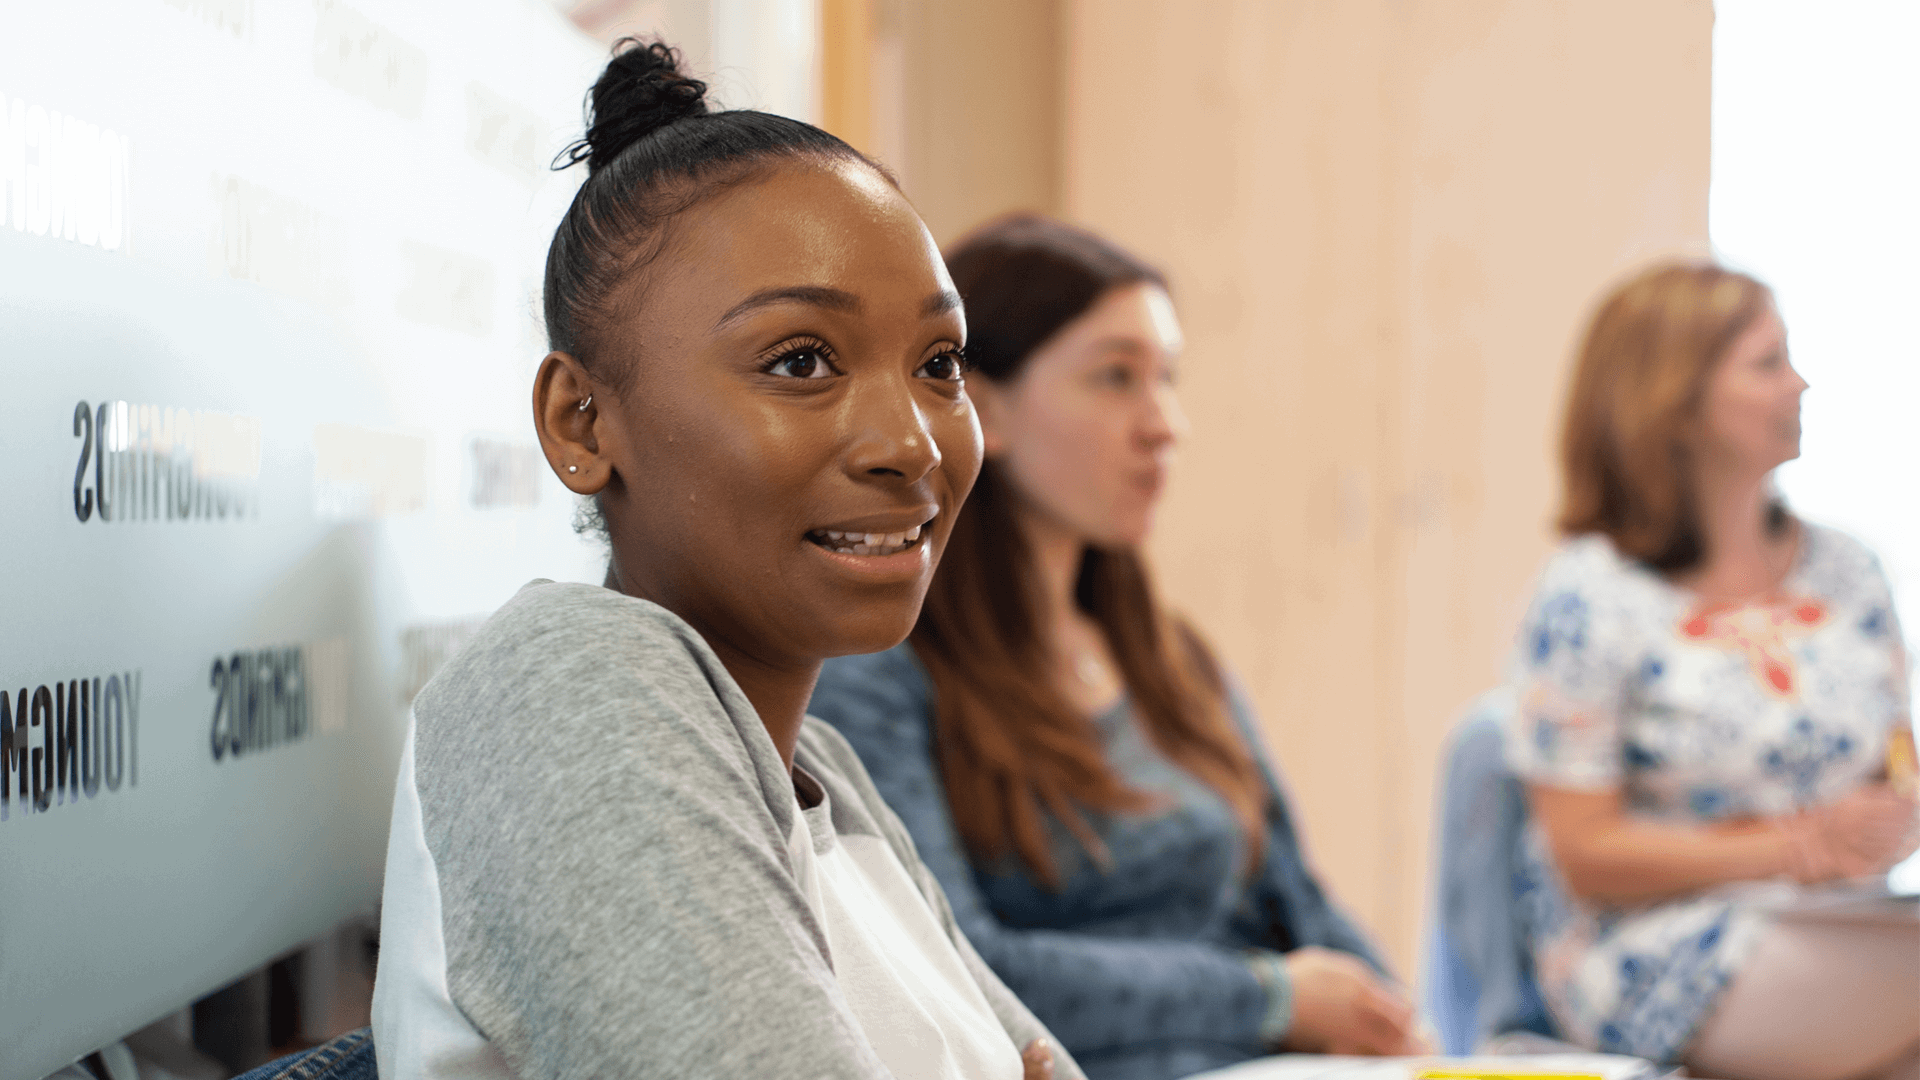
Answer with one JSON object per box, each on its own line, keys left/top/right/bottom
{"left": 812, "top": 524, "right": 928, "bottom": 554}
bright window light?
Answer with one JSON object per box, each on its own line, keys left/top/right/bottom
{"left": 1711, "top": 0, "right": 1920, "bottom": 890}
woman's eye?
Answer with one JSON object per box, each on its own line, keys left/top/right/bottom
{"left": 916, "top": 352, "right": 966, "bottom": 382}
{"left": 1099, "top": 365, "right": 1134, "bottom": 389}
{"left": 767, "top": 348, "right": 835, "bottom": 379}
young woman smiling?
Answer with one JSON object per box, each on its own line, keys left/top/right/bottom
{"left": 369, "top": 43, "right": 1077, "bottom": 1080}
{"left": 809, "top": 216, "right": 1422, "bottom": 1080}
{"left": 1506, "top": 263, "right": 1919, "bottom": 1078}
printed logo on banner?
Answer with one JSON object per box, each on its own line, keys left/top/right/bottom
{"left": 312, "top": 422, "right": 430, "bottom": 519}
{"left": 210, "top": 174, "right": 352, "bottom": 310}
{"left": 207, "top": 639, "right": 348, "bottom": 762}
{"left": 466, "top": 82, "right": 546, "bottom": 183}
{"left": 1, "top": 673, "right": 140, "bottom": 822}
{"left": 313, "top": 0, "right": 430, "bottom": 120}
{"left": 0, "top": 92, "right": 131, "bottom": 252}
{"left": 396, "top": 239, "right": 495, "bottom": 337}
{"left": 161, "top": 0, "right": 254, "bottom": 38}
{"left": 71, "top": 400, "right": 263, "bottom": 523}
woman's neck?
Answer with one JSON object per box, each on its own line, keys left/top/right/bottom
{"left": 1681, "top": 466, "right": 1793, "bottom": 600}
{"left": 705, "top": 640, "right": 820, "bottom": 773}
{"left": 1019, "top": 506, "right": 1086, "bottom": 637}
{"left": 1016, "top": 505, "right": 1126, "bottom": 713}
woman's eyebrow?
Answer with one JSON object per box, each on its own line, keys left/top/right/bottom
{"left": 1091, "top": 337, "right": 1150, "bottom": 356}
{"left": 711, "top": 286, "right": 963, "bottom": 331}
{"left": 712, "top": 285, "right": 861, "bottom": 331}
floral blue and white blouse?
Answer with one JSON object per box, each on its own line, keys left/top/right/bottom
{"left": 1502, "top": 522, "right": 1911, "bottom": 1063}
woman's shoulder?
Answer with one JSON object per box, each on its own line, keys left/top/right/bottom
{"left": 810, "top": 642, "right": 936, "bottom": 739}
{"left": 1536, "top": 532, "right": 1645, "bottom": 588}
{"left": 414, "top": 579, "right": 739, "bottom": 743}
{"left": 1796, "top": 519, "right": 1884, "bottom": 575}
{"left": 1508, "top": 535, "right": 1667, "bottom": 672}
{"left": 1521, "top": 533, "right": 1682, "bottom": 620}
{"left": 1794, "top": 519, "right": 1895, "bottom": 602}
{"left": 445, "top": 575, "right": 703, "bottom": 650}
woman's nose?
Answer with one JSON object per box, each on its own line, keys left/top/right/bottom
{"left": 844, "top": 376, "right": 941, "bottom": 484}
{"left": 1138, "top": 383, "right": 1188, "bottom": 450}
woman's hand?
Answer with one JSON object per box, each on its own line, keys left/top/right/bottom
{"left": 1021, "top": 1038, "right": 1054, "bottom": 1080}
{"left": 1280, "top": 946, "right": 1427, "bottom": 1056}
{"left": 1784, "top": 784, "right": 1920, "bottom": 882}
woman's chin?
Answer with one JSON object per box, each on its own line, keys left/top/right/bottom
{"left": 1092, "top": 513, "right": 1155, "bottom": 551}
{"left": 817, "top": 608, "right": 923, "bottom": 661}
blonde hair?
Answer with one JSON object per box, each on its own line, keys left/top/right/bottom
{"left": 1558, "top": 262, "right": 1780, "bottom": 570}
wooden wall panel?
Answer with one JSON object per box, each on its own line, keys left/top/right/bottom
{"left": 1062, "top": 0, "right": 1712, "bottom": 970}
{"left": 826, "top": 0, "right": 1712, "bottom": 975}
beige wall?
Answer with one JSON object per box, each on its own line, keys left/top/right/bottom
{"left": 822, "top": 0, "right": 1064, "bottom": 243}
{"left": 834, "top": 0, "right": 1713, "bottom": 976}
{"left": 1062, "top": 1, "right": 1712, "bottom": 972}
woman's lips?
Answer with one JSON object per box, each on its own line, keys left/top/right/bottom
{"left": 803, "top": 530, "right": 935, "bottom": 583}
{"left": 804, "top": 507, "right": 938, "bottom": 558}
{"left": 806, "top": 523, "right": 924, "bottom": 556}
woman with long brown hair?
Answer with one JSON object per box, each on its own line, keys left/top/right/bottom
{"left": 1504, "top": 261, "right": 1919, "bottom": 1078}
{"left": 809, "top": 215, "right": 1419, "bottom": 1080}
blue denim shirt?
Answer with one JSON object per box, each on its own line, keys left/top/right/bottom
{"left": 810, "top": 644, "right": 1386, "bottom": 1080}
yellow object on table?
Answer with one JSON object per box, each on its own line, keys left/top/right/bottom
{"left": 1415, "top": 1072, "right": 1605, "bottom": 1080}
{"left": 1888, "top": 726, "right": 1918, "bottom": 798}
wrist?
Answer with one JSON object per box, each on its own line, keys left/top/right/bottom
{"left": 1243, "top": 949, "right": 1294, "bottom": 1049}
{"left": 1773, "top": 811, "right": 1828, "bottom": 883}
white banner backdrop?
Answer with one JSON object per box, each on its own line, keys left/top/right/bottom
{"left": 0, "top": 2, "right": 612, "bottom": 1074}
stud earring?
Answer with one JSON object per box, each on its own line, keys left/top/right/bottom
{"left": 568, "top": 465, "right": 578, "bottom": 473}
{"left": 577, "top": 394, "right": 592, "bottom": 412}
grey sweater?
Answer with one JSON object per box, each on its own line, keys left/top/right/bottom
{"left": 371, "top": 580, "right": 1083, "bottom": 1080}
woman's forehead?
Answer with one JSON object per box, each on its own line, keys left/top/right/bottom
{"left": 655, "top": 161, "right": 948, "bottom": 319}
{"left": 1049, "top": 285, "right": 1183, "bottom": 360}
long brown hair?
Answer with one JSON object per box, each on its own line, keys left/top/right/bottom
{"left": 1559, "top": 261, "right": 1786, "bottom": 571}
{"left": 914, "top": 215, "right": 1268, "bottom": 889}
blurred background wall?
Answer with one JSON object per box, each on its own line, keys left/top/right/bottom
{"left": 805, "top": 0, "right": 1713, "bottom": 973}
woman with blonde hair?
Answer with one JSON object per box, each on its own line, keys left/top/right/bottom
{"left": 1507, "top": 261, "right": 1919, "bottom": 1079}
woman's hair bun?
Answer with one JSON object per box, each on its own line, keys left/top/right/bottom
{"left": 555, "top": 39, "right": 709, "bottom": 175}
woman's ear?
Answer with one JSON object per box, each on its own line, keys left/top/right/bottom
{"left": 532, "top": 352, "right": 614, "bottom": 494}
{"left": 969, "top": 376, "right": 1010, "bottom": 458}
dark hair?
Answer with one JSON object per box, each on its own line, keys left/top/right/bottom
{"left": 911, "top": 214, "right": 1269, "bottom": 889}
{"left": 946, "top": 214, "right": 1167, "bottom": 380}
{"left": 543, "top": 39, "right": 875, "bottom": 384}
